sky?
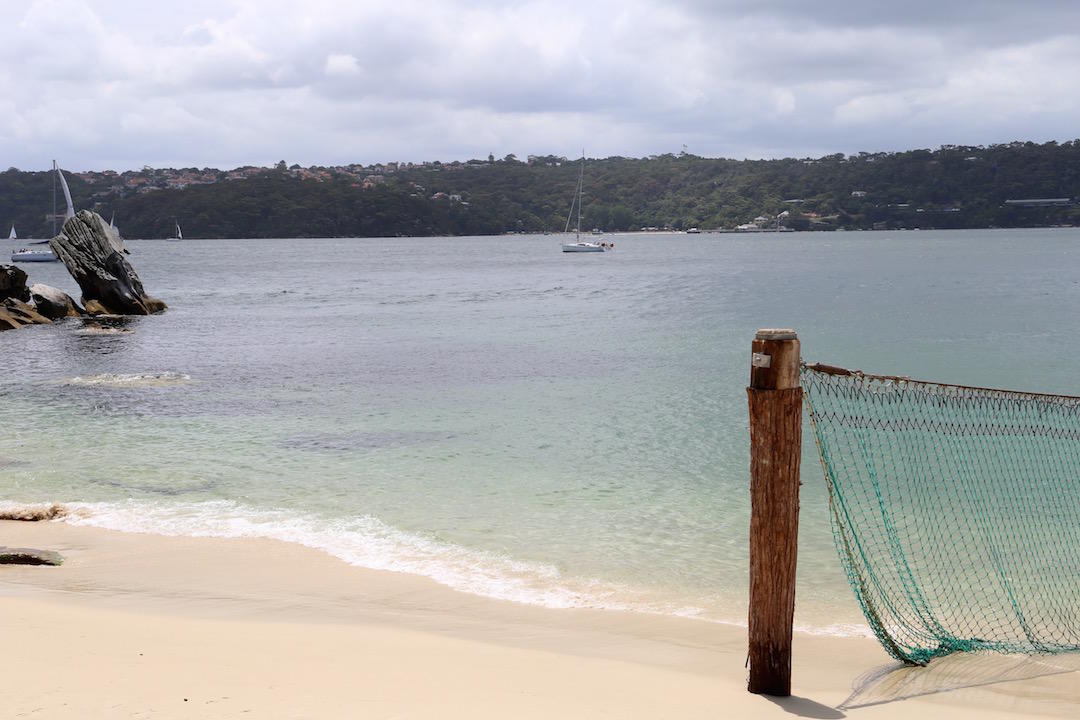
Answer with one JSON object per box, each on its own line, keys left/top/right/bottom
{"left": 2, "top": 0, "right": 1079, "bottom": 171}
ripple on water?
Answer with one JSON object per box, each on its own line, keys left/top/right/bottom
{"left": 279, "top": 430, "right": 456, "bottom": 452}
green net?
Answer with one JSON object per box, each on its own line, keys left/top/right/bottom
{"left": 801, "top": 363, "right": 1080, "bottom": 665}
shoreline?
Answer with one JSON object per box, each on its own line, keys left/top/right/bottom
{"left": 3, "top": 520, "right": 1078, "bottom": 718}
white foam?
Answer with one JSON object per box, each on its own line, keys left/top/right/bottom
{"left": 795, "top": 621, "right": 875, "bottom": 639}
{"left": 74, "top": 326, "right": 132, "bottom": 336}
{"left": 65, "top": 372, "right": 191, "bottom": 387}
{"left": 1, "top": 498, "right": 870, "bottom": 636}
{"left": 57, "top": 500, "right": 691, "bottom": 615}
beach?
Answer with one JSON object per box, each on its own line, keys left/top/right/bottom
{"left": 3, "top": 519, "right": 1078, "bottom": 719}
{"left": 6, "top": 231, "right": 1080, "bottom": 717}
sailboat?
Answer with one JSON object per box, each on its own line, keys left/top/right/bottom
{"left": 104, "top": 212, "right": 131, "bottom": 254}
{"left": 11, "top": 161, "right": 66, "bottom": 262}
{"left": 8, "top": 225, "right": 15, "bottom": 240}
{"left": 560, "top": 153, "right": 609, "bottom": 253}
{"left": 168, "top": 220, "right": 183, "bottom": 241}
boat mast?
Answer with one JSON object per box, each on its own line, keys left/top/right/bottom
{"left": 52, "top": 160, "right": 57, "bottom": 236}
{"left": 576, "top": 150, "right": 584, "bottom": 240}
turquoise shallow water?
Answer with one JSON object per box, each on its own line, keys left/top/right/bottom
{"left": 3, "top": 229, "right": 1080, "bottom": 633}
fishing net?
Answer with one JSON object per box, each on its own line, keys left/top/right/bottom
{"left": 801, "top": 363, "right": 1080, "bottom": 665}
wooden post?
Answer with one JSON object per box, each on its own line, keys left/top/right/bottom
{"left": 747, "top": 328, "right": 802, "bottom": 696}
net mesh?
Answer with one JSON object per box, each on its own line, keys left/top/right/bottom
{"left": 801, "top": 363, "right": 1080, "bottom": 665}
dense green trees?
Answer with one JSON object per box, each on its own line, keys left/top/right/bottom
{"left": 2, "top": 141, "right": 1078, "bottom": 239}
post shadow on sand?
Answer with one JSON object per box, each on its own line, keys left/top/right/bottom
{"left": 838, "top": 652, "right": 1080, "bottom": 710}
{"left": 762, "top": 695, "right": 845, "bottom": 719}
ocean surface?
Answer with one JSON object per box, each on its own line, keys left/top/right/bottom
{"left": 4, "top": 228, "right": 1080, "bottom": 635}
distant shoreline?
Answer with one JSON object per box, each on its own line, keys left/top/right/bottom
{"left": 2, "top": 142, "right": 1076, "bottom": 239}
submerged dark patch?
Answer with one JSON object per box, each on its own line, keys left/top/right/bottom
{"left": 280, "top": 430, "right": 455, "bottom": 452}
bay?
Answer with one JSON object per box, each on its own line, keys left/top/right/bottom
{"left": 3, "top": 228, "right": 1079, "bottom": 633}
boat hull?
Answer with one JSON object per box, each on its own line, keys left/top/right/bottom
{"left": 561, "top": 243, "right": 607, "bottom": 253}
{"left": 11, "top": 250, "right": 58, "bottom": 262}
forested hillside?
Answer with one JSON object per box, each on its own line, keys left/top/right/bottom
{"left": 2, "top": 141, "right": 1079, "bottom": 239}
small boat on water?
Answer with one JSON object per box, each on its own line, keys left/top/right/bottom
{"left": 11, "top": 247, "right": 58, "bottom": 262}
{"left": 8, "top": 225, "right": 15, "bottom": 240}
{"left": 168, "top": 220, "right": 183, "bottom": 241}
{"left": 561, "top": 153, "right": 612, "bottom": 253}
{"left": 561, "top": 241, "right": 608, "bottom": 252}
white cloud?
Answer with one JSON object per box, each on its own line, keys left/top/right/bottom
{"left": 324, "top": 54, "right": 361, "bottom": 77}
{"left": 0, "top": 0, "right": 1077, "bottom": 170}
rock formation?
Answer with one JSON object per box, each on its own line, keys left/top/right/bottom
{"left": 0, "top": 264, "right": 31, "bottom": 302}
{"left": 29, "top": 283, "right": 84, "bottom": 319}
{"left": 0, "top": 297, "right": 52, "bottom": 331}
{"left": 51, "top": 211, "right": 166, "bottom": 315}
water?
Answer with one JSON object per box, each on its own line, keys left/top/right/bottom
{"left": 3, "top": 229, "right": 1080, "bottom": 634}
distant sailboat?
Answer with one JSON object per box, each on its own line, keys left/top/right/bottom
{"left": 11, "top": 162, "right": 66, "bottom": 262}
{"left": 105, "top": 212, "right": 130, "bottom": 254}
{"left": 168, "top": 220, "right": 183, "bottom": 241}
{"left": 8, "top": 225, "right": 15, "bottom": 240}
{"left": 560, "top": 152, "right": 609, "bottom": 253}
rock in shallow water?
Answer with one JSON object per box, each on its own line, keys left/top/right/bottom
{"left": 0, "top": 297, "right": 52, "bottom": 331}
{"left": 29, "top": 283, "right": 84, "bottom": 319}
{"left": 51, "top": 211, "right": 166, "bottom": 316}
{"left": 0, "top": 264, "right": 30, "bottom": 302}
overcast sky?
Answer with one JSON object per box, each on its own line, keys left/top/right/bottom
{"left": 2, "top": 0, "right": 1079, "bottom": 171}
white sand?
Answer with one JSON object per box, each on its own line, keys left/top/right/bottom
{"left": 2, "top": 520, "right": 1077, "bottom": 718}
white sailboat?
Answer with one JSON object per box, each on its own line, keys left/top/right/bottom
{"left": 560, "top": 152, "right": 609, "bottom": 253}
{"left": 168, "top": 220, "right": 183, "bottom": 241}
{"left": 11, "top": 161, "right": 65, "bottom": 262}
{"left": 104, "top": 212, "right": 130, "bottom": 255}
{"left": 8, "top": 225, "right": 15, "bottom": 240}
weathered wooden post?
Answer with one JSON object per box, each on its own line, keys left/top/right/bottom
{"left": 747, "top": 328, "right": 802, "bottom": 696}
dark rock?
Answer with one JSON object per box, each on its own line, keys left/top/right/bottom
{"left": 0, "top": 297, "right": 52, "bottom": 331}
{"left": 0, "top": 264, "right": 30, "bottom": 302}
{"left": 29, "top": 283, "right": 84, "bottom": 319}
{"left": 51, "top": 211, "right": 166, "bottom": 315}
{"left": 0, "top": 547, "right": 63, "bottom": 566}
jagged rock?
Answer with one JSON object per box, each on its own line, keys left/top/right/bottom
{"left": 51, "top": 210, "right": 166, "bottom": 315}
{"left": 0, "top": 264, "right": 31, "bottom": 302}
{"left": 0, "top": 547, "right": 63, "bottom": 566}
{"left": 29, "top": 283, "right": 84, "bottom": 319}
{"left": 0, "top": 297, "right": 52, "bottom": 331}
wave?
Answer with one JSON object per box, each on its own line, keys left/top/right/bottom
{"left": 64, "top": 372, "right": 191, "bottom": 388}
{"left": 74, "top": 325, "right": 133, "bottom": 336}
{"left": 0, "top": 499, "right": 871, "bottom": 638}
{"left": 7, "top": 499, "right": 701, "bottom": 616}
